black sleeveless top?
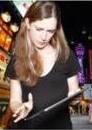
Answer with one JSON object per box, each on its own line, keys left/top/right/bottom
{"left": 6, "top": 50, "right": 80, "bottom": 129}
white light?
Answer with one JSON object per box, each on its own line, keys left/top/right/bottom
{"left": 1, "top": 12, "right": 11, "bottom": 23}
{"left": 81, "top": 30, "right": 87, "bottom": 34}
{"left": 13, "top": 0, "right": 37, "bottom": 17}
{"left": 10, "top": 23, "right": 19, "bottom": 33}
{"left": 71, "top": 41, "right": 74, "bottom": 44}
{"left": 88, "top": 35, "right": 92, "bottom": 40}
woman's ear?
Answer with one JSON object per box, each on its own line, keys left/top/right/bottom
{"left": 24, "top": 18, "right": 30, "bottom": 30}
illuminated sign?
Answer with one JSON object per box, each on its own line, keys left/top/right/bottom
{"left": 12, "top": 0, "right": 37, "bottom": 17}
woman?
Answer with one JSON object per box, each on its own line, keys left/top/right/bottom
{"left": 6, "top": 1, "right": 80, "bottom": 129}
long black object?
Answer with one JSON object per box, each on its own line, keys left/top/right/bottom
{"left": 25, "top": 87, "right": 88, "bottom": 121}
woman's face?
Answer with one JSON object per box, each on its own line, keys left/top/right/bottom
{"left": 29, "top": 17, "right": 57, "bottom": 49}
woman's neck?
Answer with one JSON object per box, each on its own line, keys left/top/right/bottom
{"left": 38, "top": 45, "right": 58, "bottom": 77}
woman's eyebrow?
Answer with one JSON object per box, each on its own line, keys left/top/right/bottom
{"left": 35, "top": 25, "right": 56, "bottom": 31}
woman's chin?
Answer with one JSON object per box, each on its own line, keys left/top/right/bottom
{"left": 36, "top": 44, "right": 48, "bottom": 50}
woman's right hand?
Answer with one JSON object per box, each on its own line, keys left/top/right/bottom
{"left": 12, "top": 93, "right": 33, "bottom": 123}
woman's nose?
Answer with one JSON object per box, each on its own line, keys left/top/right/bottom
{"left": 41, "top": 31, "right": 47, "bottom": 41}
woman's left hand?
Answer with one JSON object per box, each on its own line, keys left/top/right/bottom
{"left": 13, "top": 93, "right": 33, "bottom": 123}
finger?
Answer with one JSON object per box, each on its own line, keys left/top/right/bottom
{"left": 14, "top": 113, "right": 24, "bottom": 123}
{"left": 13, "top": 107, "right": 25, "bottom": 122}
{"left": 13, "top": 107, "right": 29, "bottom": 123}
{"left": 13, "top": 106, "right": 23, "bottom": 117}
{"left": 13, "top": 109, "right": 21, "bottom": 117}
{"left": 13, "top": 113, "right": 17, "bottom": 118}
{"left": 14, "top": 104, "right": 29, "bottom": 123}
{"left": 28, "top": 93, "right": 33, "bottom": 102}
{"left": 13, "top": 111, "right": 20, "bottom": 118}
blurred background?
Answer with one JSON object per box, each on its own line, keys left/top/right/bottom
{"left": 0, "top": 0, "right": 92, "bottom": 129}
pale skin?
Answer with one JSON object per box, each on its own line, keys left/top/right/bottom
{"left": 9, "top": 17, "right": 80, "bottom": 123}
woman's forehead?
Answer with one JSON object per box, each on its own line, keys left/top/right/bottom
{"left": 32, "top": 17, "right": 57, "bottom": 28}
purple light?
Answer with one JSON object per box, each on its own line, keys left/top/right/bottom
{"left": 75, "top": 43, "right": 85, "bottom": 84}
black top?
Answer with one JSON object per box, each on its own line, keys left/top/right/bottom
{"left": 6, "top": 50, "right": 80, "bottom": 129}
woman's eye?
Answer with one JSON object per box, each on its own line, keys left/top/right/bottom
{"left": 36, "top": 28, "right": 43, "bottom": 31}
{"left": 48, "top": 30, "right": 56, "bottom": 33}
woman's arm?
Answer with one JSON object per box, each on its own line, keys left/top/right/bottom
{"left": 9, "top": 79, "right": 22, "bottom": 113}
{"left": 9, "top": 79, "right": 33, "bottom": 122}
{"left": 67, "top": 75, "right": 81, "bottom": 97}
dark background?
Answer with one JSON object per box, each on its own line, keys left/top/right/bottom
{"left": 0, "top": 1, "right": 92, "bottom": 49}
{"left": 58, "top": 1, "right": 92, "bottom": 49}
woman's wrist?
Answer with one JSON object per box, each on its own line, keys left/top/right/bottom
{"left": 10, "top": 101, "right": 22, "bottom": 113}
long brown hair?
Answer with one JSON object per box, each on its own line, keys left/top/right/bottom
{"left": 14, "top": 1, "right": 70, "bottom": 86}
